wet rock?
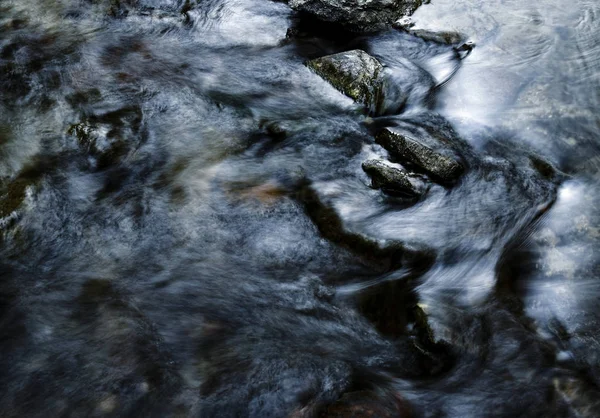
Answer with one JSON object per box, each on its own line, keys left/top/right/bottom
{"left": 74, "top": 278, "right": 181, "bottom": 400}
{"left": 395, "top": 304, "right": 455, "bottom": 376}
{"left": 307, "top": 50, "right": 385, "bottom": 114}
{"left": 412, "top": 304, "right": 438, "bottom": 346}
{"left": 362, "top": 159, "right": 426, "bottom": 197}
{"left": 320, "top": 390, "right": 411, "bottom": 417}
{"left": 289, "top": 0, "right": 426, "bottom": 32}
{"left": 0, "top": 177, "right": 31, "bottom": 225}
{"left": 298, "top": 182, "right": 406, "bottom": 271}
{"left": 554, "top": 376, "right": 600, "bottom": 417}
{"left": 392, "top": 17, "right": 471, "bottom": 48}
{"left": 398, "top": 28, "right": 467, "bottom": 46}
{"left": 358, "top": 279, "right": 416, "bottom": 338}
{"left": 375, "top": 127, "right": 465, "bottom": 182}
{"left": 393, "top": 16, "right": 415, "bottom": 30}
{"left": 454, "top": 40, "right": 476, "bottom": 60}
{"left": 0, "top": 161, "right": 48, "bottom": 226}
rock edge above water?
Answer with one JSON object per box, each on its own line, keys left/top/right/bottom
{"left": 362, "top": 159, "right": 427, "bottom": 197}
{"left": 376, "top": 127, "right": 465, "bottom": 182}
{"left": 307, "top": 50, "right": 385, "bottom": 114}
{"left": 289, "top": 0, "right": 427, "bottom": 32}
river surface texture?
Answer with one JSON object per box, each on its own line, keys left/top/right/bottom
{"left": 1, "top": 0, "right": 600, "bottom": 417}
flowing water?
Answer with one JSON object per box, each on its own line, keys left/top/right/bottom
{"left": 1, "top": 0, "right": 599, "bottom": 416}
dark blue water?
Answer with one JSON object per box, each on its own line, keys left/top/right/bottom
{"left": 1, "top": 0, "right": 599, "bottom": 416}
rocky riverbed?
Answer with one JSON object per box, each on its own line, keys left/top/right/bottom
{"left": 1, "top": 0, "right": 600, "bottom": 417}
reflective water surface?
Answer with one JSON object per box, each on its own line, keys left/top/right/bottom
{"left": 1, "top": 0, "right": 599, "bottom": 416}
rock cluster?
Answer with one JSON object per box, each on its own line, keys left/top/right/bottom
{"left": 306, "top": 49, "right": 467, "bottom": 198}
{"left": 288, "top": 0, "right": 426, "bottom": 32}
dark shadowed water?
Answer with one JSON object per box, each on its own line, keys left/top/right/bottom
{"left": 1, "top": 0, "right": 599, "bottom": 416}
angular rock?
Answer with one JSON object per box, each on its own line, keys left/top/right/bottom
{"left": 289, "top": 0, "right": 425, "bottom": 32}
{"left": 375, "top": 127, "right": 464, "bottom": 182}
{"left": 307, "top": 50, "right": 385, "bottom": 114}
{"left": 361, "top": 159, "right": 426, "bottom": 197}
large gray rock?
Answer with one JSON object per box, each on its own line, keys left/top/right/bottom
{"left": 362, "top": 159, "right": 426, "bottom": 197}
{"left": 289, "top": 0, "right": 426, "bottom": 32}
{"left": 376, "top": 127, "right": 464, "bottom": 182}
{"left": 307, "top": 50, "right": 385, "bottom": 114}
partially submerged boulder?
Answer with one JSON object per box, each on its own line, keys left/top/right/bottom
{"left": 289, "top": 0, "right": 426, "bottom": 32}
{"left": 362, "top": 159, "right": 426, "bottom": 197}
{"left": 307, "top": 50, "right": 385, "bottom": 114}
{"left": 376, "top": 127, "right": 464, "bottom": 182}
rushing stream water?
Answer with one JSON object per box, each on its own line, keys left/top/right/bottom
{"left": 1, "top": 0, "right": 600, "bottom": 416}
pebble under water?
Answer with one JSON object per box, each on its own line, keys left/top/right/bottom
{"left": 1, "top": 0, "right": 600, "bottom": 416}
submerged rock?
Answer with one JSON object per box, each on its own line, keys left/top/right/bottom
{"left": 321, "top": 390, "right": 411, "bottom": 417}
{"left": 298, "top": 182, "right": 407, "bottom": 271}
{"left": 69, "top": 122, "right": 128, "bottom": 168}
{"left": 289, "top": 0, "right": 425, "bottom": 32}
{"left": 68, "top": 106, "right": 144, "bottom": 169}
{"left": 362, "top": 159, "right": 426, "bottom": 197}
{"left": 307, "top": 50, "right": 385, "bottom": 114}
{"left": 0, "top": 176, "right": 32, "bottom": 223}
{"left": 376, "top": 127, "right": 464, "bottom": 182}
{"left": 0, "top": 161, "right": 48, "bottom": 228}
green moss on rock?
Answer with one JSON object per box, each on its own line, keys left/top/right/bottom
{"left": 307, "top": 50, "right": 385, "bottom": 114}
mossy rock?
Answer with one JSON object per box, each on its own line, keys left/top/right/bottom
{"left": 307, "top": 50, "right": 385, "bottom": 114}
